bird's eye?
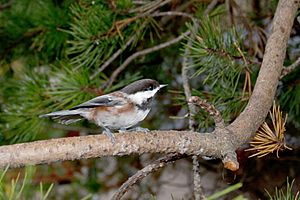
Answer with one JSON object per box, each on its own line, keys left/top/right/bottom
{"left": 146, "top": 85, "right": 154, "bottom": 91}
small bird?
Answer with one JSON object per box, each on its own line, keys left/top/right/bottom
{"left": 40, "top": 79, "right": 166, "bottom": 143}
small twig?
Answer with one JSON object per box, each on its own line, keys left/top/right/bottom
{"left": 182, "top": 20, "right": 205, "bottom": 200}
{"left": 111, "top": 153, "right": 186, "bottom": 200}
{"left": 280, "top": 57, "right": 300, "bottom": 78}
{"left": 151, "top": 11, "right": 198, "bottom": 22}
{"left": 143, "top": 0, "right": 172, "bottom": 15}
{"left": 189, "top": 96, "right": 225, "bottom": 129}
{"left": 192, "top": 156, "right": 206, "bottom": 200}
{"left": 130, "top": 0, "right": 172, "bottom": 14}
{"left": 90, "top": 33, "right": 137, "bottom": 79}
{"left": 234, "top": 43, "right": 252, "bottom": 97}
{"left": 101, "top": 30, "right": 191, "bottom": 90}
{"left": 91, "top": 11, "right": 197, "bottom": 80}
{"left": 0, "top": 0, "right": 13, "bottom": 11}
{"left": 182, "top": 52, "right": 198, "bottom": 129}
{"left": 0, "top": 28, "right": 44, "bottom": 60}
{"left": 182, "top": 21, "right": 199, "bottom": 131}
{"left": 160, "top": 1, "right": 194, "bottom": 25}
{"left": 204, "top": 0, "right": 219, "bottom": 16}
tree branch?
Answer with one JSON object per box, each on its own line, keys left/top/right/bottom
{"left": 91, "top": 11, "right": 197, "bottom": 80}
{"left": 204, "top": 0, "right": 219, "bottom": 16}
{"left": 227, "top": 0, "right": 299, "bottom": 146}
{"left": 0, "top": 0, "right": 298, "bottom": 174}
{"left": 181, "top": 19, "right": 205, "bottom": 200}
{"left": 280, "top": 56, "right": 300, "bottom": 78}
{"left": 90, "top": 33, "right": 137, "bottom": 80}
{"left": 0, "top": 0, "right": 13, "bottom": 11}
{"left": 111, "top": 153, "right": 186, "bottom": 200}
{"left": 189, "top": 96, "right": 225, "bottom": 129}
{"left": 0, "top": 130, "right": 234, "bottom": 169}
{"left": 130, "top": 0, "right": 172, "bottom": 14}
{"left": 111, "top": 12, "right": 201, "bottom": 200}
{"left": 182, "top": 33, "right": 198, "bottom": 131}
{"left": 101, "top": 30, "right": 190, "bottom": 90}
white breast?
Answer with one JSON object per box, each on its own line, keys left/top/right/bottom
{"left": 93, "top": 107, "right": 150, "bottom": 130}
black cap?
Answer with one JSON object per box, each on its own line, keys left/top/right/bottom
{"left": 121, "top": 79, "right": 160, "bottom": 94}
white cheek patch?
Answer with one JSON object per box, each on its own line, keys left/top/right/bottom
{"left": 128, "top": 88, "right": 160, "bottom": 105}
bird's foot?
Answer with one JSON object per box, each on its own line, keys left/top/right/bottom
{"left": 128, "top": 126, "right": 150, "bottom": 133}
{"left": 134, "top": 126, "right": 149, "bottom": 133}
{"left": 103, "top": 128, "right": 116, "bottom": 144}
{"left": 118, "top": 127, "right": 149, "bottom": 134}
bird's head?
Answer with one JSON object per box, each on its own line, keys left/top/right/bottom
{"left": 121, "top": 79, "right": 167, "bottom": 105}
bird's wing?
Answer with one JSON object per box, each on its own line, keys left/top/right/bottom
{"left": 69, "top": 92, "right": 126, "bottom": 110}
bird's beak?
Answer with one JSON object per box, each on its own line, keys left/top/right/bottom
{"left": 159, "top": 84, "right": 167, "bottom": 89}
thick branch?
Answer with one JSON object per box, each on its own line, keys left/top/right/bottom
{"left": 227, "top": 0, "right": 299, "bottom": 145}
{"left": 0, "top": 130, "right": 234, "bottom": 169}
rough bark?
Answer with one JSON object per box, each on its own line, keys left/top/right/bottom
{"left": 227, "top": 0, "right": 298, "bottom": 145}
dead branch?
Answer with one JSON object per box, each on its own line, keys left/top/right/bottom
{"left": 281, "top": 56, "right": 300, "bottom": 78}
{"left": 130, "top": 0, "right": 172, "bottom": 14}
{"left": 181, "top": 19, "right": 205, "bottom": 200}
{"left": 192, "top": 156, "right": 206, "bottom": 200}
{"left": 111, "top": 153, "right": 186, "bottom": 200}
{"left": 189, "top": 96, "right": 225, "bottom": 129}
{"left": 90, "top": 33, "right": 137, "bottom": 80}
{"left": 0, "top": 0, "right": 13, "bottom": 11}
{"left": 182, "top": 32, "right": 198, "bottom": 131}
{"left": 101, "top": 30, "right": 190, "bottom": 90}
{"left": 91, "top": 11, "right": 197, "bottom": 80}
{"left": 204, "top": 0, "right": 219, "bottom": 16}
{"left": 100, "top": 11, "right": 198, "bottom": 90}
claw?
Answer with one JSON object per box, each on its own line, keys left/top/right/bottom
{"left": 118, "top": 127, "right": 150, "bottom": 135}
{"left": 128, "top": 126, "right": 149, "bottom": 133}
{"left": 118, "top": 128, "right": 127, "bottom": 133}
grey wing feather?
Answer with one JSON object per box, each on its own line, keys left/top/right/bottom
{"left": 39, "top": 93, "right": 126, "bottom": 125}
{"left": 70, "top": 94, "right": 125, "bottom": 110}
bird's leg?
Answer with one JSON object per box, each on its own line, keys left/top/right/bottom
{"left": 103, "top": 127, "right": 116, "bottom": 144}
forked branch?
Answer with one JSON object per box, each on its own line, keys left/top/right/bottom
{"left": 0, "top": 0, "right": 298, "bottom": 174}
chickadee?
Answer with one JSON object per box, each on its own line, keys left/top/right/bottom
{"left": 40, "top": 79, "right": 166, "bottom": 143}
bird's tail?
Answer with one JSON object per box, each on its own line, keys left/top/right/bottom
{"left": 39, "top": 110, "right": 84, "bottom": 125}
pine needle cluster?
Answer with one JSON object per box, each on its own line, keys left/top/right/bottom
{"left": 247, "top": 102, "right": 292, "bottom": 158}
